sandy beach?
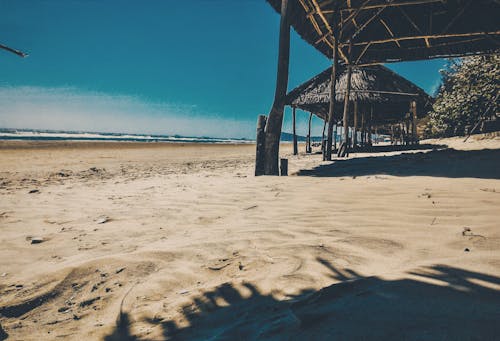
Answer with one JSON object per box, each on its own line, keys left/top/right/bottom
{"left": 1, "top": 135, "right": 499, "bottom": 340}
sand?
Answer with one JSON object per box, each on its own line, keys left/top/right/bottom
{"left": 0, "top": 135, "right": 499, "bottom": 340}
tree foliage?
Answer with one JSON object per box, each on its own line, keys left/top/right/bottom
{"left": 423, "top": 54, "right": 499, "bottom": 138}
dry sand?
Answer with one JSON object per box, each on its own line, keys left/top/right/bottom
{"left": 0, "top": 135, "right": 499, "bottom": 340}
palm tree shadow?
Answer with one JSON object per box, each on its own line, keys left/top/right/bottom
{"left": 297, "top": 148, "right": 500, "bottom": 179}
{"left": 103, "top": 259, "right": 500, "bottom": 340}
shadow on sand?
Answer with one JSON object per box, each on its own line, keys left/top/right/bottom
{"left": 353, "top": 143, "right": 446, "bottom": 154}
{"left": 297, "top": 148, "right": 500, "bottom": 179}
{"left": 104, "top": 259, "right": 500, "bottom": 340}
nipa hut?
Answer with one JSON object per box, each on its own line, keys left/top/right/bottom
{"left": 256, "top": 0, "right": 500, "bottom": 175}
{"left": 285, "top": 64, "right": 433, "bottom": 154}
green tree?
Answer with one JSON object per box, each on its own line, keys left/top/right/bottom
{"left": 424, "top": 54, "right": 499, "bottom": 138}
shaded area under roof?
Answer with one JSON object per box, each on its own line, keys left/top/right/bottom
{"left": 286, "top": 64, "right": 432, "bottom": 124}
{"left": 267, "top": 0, "right": 500, "bottom": 65}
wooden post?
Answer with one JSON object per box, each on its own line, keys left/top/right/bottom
{"left": 353, "top": 99, "right": 358, "bottom": 148}
{"left": 262, "top": 0, "right": 290, "bottom": 175}
{"left": 411, "top": 100, "right": 418, "bottom": 144}
{"left": 400, "top": 121, "right": 405, "bottom": 145}
{"left": 333, "top": 124, "right": 337, "bottom": 152}
{"left": 292, "top": 106, "right": 298, "bottom": 155}
{"left": 367, "top": 106, "right": 373, "bottom": 146}
{"left": 341, "top": 43, "right": 353, "bottom": 157}
{"left": 339, "top": 64, "right": 352, "bottom": 156}
{"left": 361, "top": 110, "right": 365, "bottom": 146}
{"left": 405, "top": 117, "right": 410, "bottom": 145}
{"left": 325, "top": 49, "right": 339, "bottom": 160}
{"left": 280, "top": 158, "right": 288, "bottom": 176}
{"left": 255, "top": 115, "right": 267, "bottom": 176}
{"left": 321, "top": 119, "right": 327, "bottom": 154}
{"left": 306, "top": 112, "right": 312, "bottom": 153}
{"left": 325, "top": 9, "right": 340, "bottom": 161}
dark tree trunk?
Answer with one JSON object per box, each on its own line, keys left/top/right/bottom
{"left": 262, "top": 0, "right": 290, "bottom": 175}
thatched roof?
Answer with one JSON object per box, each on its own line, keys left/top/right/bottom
{"left": 267, "top": 0, "right": 500, "bottom": 65}
{"left": 286, "top": 64, "right": 432, "bottom": 123}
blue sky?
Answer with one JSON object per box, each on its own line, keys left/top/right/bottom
{"left": 1, "top": 0, "right": 445, "bottom": 138}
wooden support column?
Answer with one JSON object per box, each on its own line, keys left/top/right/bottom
{"left": 411, "top": 100, "right": 418, "bottom": 144}
{"left": 400, "top": 121, "right": 405, "bottom": 145}
{"left": 324, "top": 8, "right": 340, "bottom": 161}
{"left": 255, "top": 115, "right": 267, "bottom": 176}
{"left": 325, "top": 38, "right": 339, "bottom": 160}
{"left": 405, "top": 117, "right": 411, "bottom": 145}
{"left": 292, "top": 106, "right": 298, "bottom": 155}
{"left": 353, "top": 100, "right": 358, "bottom": 148}
{"left": 321, "top": 119, "right": 327, "bottom": 153}
{"left": 361, "top": 110, "right": 365, "bottom": 146}
{"left": 340, "top": 42, "right": 353, "bottom": 157}
{"left": 261, "top": 0, "right": 290, "bottom": 175}
{"left": 333, "top": 124, "right": 337, "bottom": 152}
{"left": 306, "top": 112, "right": 313, "bottom": 153}
{"left": 368, "top": 106, "right": 373, "bottom": 146}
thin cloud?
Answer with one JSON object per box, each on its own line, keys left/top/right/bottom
{"left": 0, "top": 86, "right": 255, "bottom": 138}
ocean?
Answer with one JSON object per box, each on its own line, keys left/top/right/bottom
{"left": 0, "top": 128, "right": 254, "bottom": 144}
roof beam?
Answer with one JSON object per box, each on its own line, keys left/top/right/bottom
{"left": 323, "top": 0, "right": 443, "bottom": 13}
{"left": 441, "top": 0, "right": 472, "bottom": 34}
{"left": 398, "top": 6, "right": 424, "bottom": 35}
{"left": 348, "top": 2, "right": 391, "bottom": 41}
{"left": 379, "top": 19, "right": 402, "bottom": 47}
{"left": 340, "top": 30, "right": 500, "bottom": 47}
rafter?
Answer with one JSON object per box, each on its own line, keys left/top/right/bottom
{"left": 348, "top": 2, "right": 391, "bottom": 41}
{"left": 340, "top": 30, "right": 500, "bottom": 47}
{"left": 441, "top": 0, "right": 472, "bottom": 34}
{"left": 398, "top": 6, "right": 423, "bottom": 35}
{"left": 379, "top": 19, "right": 401, "bottom": 47}
{"left": 322, "top": 0, "right": 443, "bottom": 13}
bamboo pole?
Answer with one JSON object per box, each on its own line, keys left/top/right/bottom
{"left": 325, "top": 10, "right": 340, "bottom": 161}
{"left": 306, "top": 112, "right": 313, "bottom": 153}
{"left": 360, "top": 109, "right": 365, "bottom": 146}
{"left": 353, "top": 99, "right": 358, "bottom": 148}
{"left": 261, "top": 0, "right": 290, "bottom": 175}
{"left": 341, "top": 30, "right": 500, "bottom": 48}
{"left": 411, "top": 100, "right": 418, "bottom": 144}
{"left": 368, "top": 106, "right": 373, "bottom": 145}
{"left": 333, "top": 124, "right": 337, "bottom": 152}
{"left": 321, "top": 119, "right": 327, "bottom": 154}
{"left": 292, "top": 106, "right": 298, "bottom": 155}
{"left": 255, "top": 115, "right": 267, "bottom": 176}
{"left": 340, "top": 42, "right": 353, "bottom": 157}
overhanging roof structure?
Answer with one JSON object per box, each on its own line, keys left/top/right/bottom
{"left": 267, "top": 0, "right": 500, "bottom": 65}
{"left": 286, "top": 64, "right": 432, "bottom": 124}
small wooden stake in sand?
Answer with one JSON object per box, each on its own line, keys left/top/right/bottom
{"left": 280, "top": 158, "right": 288, "bottom": 176}
{"left": 255, "top": 115, "right": 267, "bottom": 176}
